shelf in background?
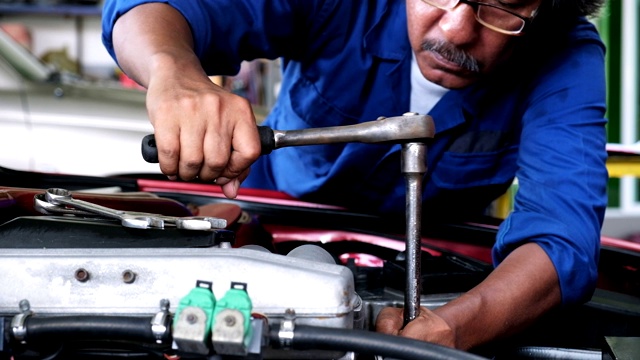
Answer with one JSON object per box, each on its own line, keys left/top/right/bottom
{"left": 0, "top": 4, "right": 101, "bottom": 17}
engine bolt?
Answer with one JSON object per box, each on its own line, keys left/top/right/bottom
{"left": 19, "top": 299, "right": 30, "bottom": 312}
{"left": 74, "top": 268, "right": 90, "bottom": 282}
{"left": 122, "top": 270, "right": 137, "bottom": 284}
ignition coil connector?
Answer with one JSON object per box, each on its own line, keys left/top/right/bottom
{"left": 172, "top": 280, "right": 216, "bottom": 355}
{"left": 212, "top": 282, "right": 253, "bottom": 356}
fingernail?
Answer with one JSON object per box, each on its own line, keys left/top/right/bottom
{"left": 167, "top": 175, "right": 177, "bottom": 181}
{"left": 233, "top": 178, "right": 240, "bottom": 193}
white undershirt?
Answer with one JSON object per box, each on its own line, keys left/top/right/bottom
{"left": 410, "top": 52, "right": 449, "bottom": 115}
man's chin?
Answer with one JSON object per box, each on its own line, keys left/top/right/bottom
{"left": 416, "top": 49, "right": 480, "bottom": 88}
{"left": 426, "top": 72, "right": 478, "bottom": 89}
{"left": 419, "top": 60, "right": 480, "bottom": 89}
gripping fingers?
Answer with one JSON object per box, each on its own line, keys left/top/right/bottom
{"left": 199, "top": 131, "right": 232, "bottom": 182}
{"left": 175, "top": 130, "right": 208, "bottom": 181}
{"left": 375, "top": 307, "right": 404, "bottom": 336}
{"left": 154, "top": 132, "right": 181, "bottom": 179}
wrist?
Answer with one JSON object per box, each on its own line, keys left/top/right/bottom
{"left": 147, "top": 50, "right": 208, "bottom": 87}
{"left": 432, "top": 293, "right": 484, "bottom": 350}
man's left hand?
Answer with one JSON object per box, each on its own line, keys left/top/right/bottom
{"left": 375, "top": 306, "right": 456, "bottom": 348}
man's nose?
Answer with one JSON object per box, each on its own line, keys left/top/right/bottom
{"left": 438, "top": 3, "right": 480, "bottom": 45}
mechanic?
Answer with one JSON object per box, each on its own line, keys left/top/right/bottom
{"left": 101, "top": 0, "right": 608, "bottom": 351}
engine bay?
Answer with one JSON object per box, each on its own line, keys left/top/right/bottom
{"left": 0, "top": 169, "right": 638, "bottom": 359}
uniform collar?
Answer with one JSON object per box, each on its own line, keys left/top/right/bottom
{"left": 429, "top": 82, "right": 497, "bottom": 135}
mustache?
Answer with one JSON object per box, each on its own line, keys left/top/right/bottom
{"left": 421, "top": 39, "right": 480, "bottom": 73}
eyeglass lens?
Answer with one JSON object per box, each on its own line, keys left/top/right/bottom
{"left": 421, "top": 0, "right": 526, "bottom": 34}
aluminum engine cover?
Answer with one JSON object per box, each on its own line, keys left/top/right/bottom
{"left": 0, "top": 246, "right": 358, "bottom": 329}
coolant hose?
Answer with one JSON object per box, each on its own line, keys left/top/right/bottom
{"left": 23, "top": 315, "right": 170, "bottom": 344}
{"left": 270, "top": 324, "right": 488, "bottom": 360}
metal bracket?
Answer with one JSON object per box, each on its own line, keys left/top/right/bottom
{"left": 11, "top": 299, "right": 33, "bottom": 344}
{"left": 278, "top": 308, "right": 296, "bottom": 349}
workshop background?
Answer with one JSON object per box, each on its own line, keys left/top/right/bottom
{"left": 0, "top": 0, "right": 638, "bottom": 239}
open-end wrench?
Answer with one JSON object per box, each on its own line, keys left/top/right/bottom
{"left": 141, "top": 112, "right": 434, "bottom": 321}
{"left": 34, "top": 193, "right": 96, "bottom": 217}
{"left": 41, "top": 188, "right": 227, "bottom": 230}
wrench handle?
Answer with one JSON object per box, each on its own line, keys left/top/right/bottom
{"left": 258, "top": 125, "right": 276, "bottom": 154}
{"left": 141, "top": 134, "right": 159, "bottom": 163}
{"left": 141, "top": 114, "right": 434, "bottom": 163}
{"left": 141, "top": 126, "right": 276, "bottom": 163}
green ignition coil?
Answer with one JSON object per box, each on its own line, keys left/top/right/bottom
{"left": 212, "top": 282, "right": 254, "bottom": 355}
{"left": 172, "top": 280, "right": 217, "bottom": 355}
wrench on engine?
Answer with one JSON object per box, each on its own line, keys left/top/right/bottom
{"left": 141, "top": 113, "right": 434, "bottom": 161}
{"left": 40, "top": 188, "right": 227, "bottom": 230}
{"left": 141, "top": 112, "right": 434, "bottom": 322}
{"left": 402, "top": 137, "right": 426, "bottom": 325}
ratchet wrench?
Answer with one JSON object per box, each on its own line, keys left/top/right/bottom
{"left": 141, "top": 113, "right": 435, "bottom": 162}
{"left": 38, "top": 188, "right": 227, "bottom": 230}
{"left": 140, "top": 112, "right": 435, "bottom": 323}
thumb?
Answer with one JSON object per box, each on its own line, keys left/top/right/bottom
{"left": 375, "top": 307, "right": 404, "bottom": 336}
{"left": 219, "top": 178, "right": 240, "bottom": 199}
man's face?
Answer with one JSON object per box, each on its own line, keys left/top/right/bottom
{"left": 406, "top": 0, "right": 541, "bottom": 89}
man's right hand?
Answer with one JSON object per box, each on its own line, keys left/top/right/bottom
{"left": 146, "top": 58, "right": 261, "bottom": 198}
{"left": 112, "top": 3, "right": 261, "bottom": 199}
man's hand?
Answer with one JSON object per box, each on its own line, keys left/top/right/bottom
{"left": 112, "top": 3, "right": 261, "bottom": 199}
{"left": 376, "top": 306, "right": 456, "bottom": 348}
{"left": 375, "top": 243, "right": 562, "bottom": 350}
{"left": 146, "top": 64, "right": 260, "bottom": 199}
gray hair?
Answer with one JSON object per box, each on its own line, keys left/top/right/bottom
{"left": 548, "top": 0, "right": 606, "bottom": 18}
{"left": 528, "top": 0, "right": 606, "bottom": 35}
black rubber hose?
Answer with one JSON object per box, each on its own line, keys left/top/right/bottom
{"left": 270, "top": 324, "right": 489, "bottom": 360}
{"left": 23, "top": 315, "right": 170, "bottom": 344}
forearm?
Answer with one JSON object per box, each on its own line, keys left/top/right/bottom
{"left": 435, "top": 242, "right": 561, "bottom": 350}
{"left": 112, "top": 3, "right": 205, "bottom": 87}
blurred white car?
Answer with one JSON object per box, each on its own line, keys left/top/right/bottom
{"left": 0, "top": 27, "right": 161, "bottom": 176}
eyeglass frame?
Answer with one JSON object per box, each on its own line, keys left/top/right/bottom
{"left": 420, "top": 0, "right": 539, "bottom": 36}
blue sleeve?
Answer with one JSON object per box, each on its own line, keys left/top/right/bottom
{"left": 101, "top": 0, "right": 345, "bottom": 75}
{"left": 101, "top": 0, "right": 163, "bottom": 65}
{"left": 492, "top": 24, "right": 608, "bottom": 305}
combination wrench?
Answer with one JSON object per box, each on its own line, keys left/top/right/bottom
{"left": 37, "top": 188, "right": 227, "bottom": 230}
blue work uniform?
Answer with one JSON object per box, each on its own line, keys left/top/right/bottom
{"left": 102, "top": 0, "right": 608, "bottom": 305}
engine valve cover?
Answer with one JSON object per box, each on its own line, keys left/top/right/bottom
{"left": 0, "top": 246, "right": 358, "bottom": 331}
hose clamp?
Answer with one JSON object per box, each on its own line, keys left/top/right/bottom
{"left": 278, "top": 308, "right": 296, "bottom": 349}
{"left": 150, "top": 299, "right": 171, "bottom": 344}
{"left": 11, "top": 299, "right": 33, "bottom": 344}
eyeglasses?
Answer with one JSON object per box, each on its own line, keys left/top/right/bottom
{"left": 420, "top": 0, "right": 538, "bottom": 36}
